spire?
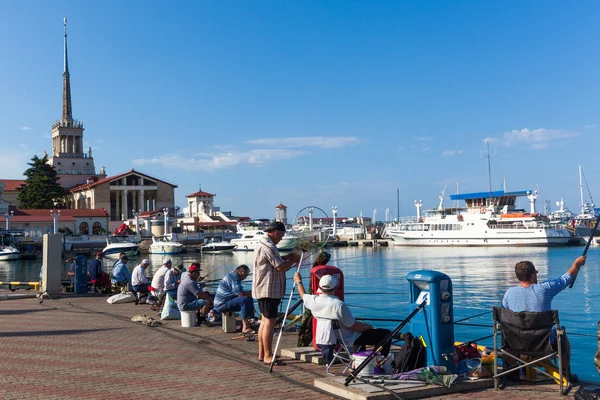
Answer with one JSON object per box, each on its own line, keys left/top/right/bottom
{"left": 62, "top": 16, "right": 73, "bottom": 122}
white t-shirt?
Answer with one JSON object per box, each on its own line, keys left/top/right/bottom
{"left": 151, "top": 265, "right": 170, "bottom": 292}
{"left": 302, "top": 293, "right": 359, "bottom": 346}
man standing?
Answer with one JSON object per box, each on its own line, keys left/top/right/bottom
{"left": 177, "top": 263, "right": 213, "bottom": 324}
{"left": 214, "top": 264, "right": 254, "bottom": 334}
{"left": 151, "top": 258, "right": 172, "bottom": 298}
{"left": 131, "top": 259, "right": 150, "bottom": 294}
{"left": 294, "top": 272, "right": 392, "bottom": 363}
{"left": 252, "top": 221, "right": 300, "bottom": 365}
{"left": 502, "top": 255, "right": 586, "bottom": 382}
{"left": 88, "top": 252, "right": 105, "bottom": 292}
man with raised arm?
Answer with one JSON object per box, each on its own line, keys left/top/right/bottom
{"left": 252, "top": 221, "right": 300, "bottom": 366}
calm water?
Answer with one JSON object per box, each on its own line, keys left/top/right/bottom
{"left": 2, "top": 246, "right": 599, "bottom": 381}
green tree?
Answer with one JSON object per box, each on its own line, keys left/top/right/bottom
{"left": 18, "top": 154, "right": 68, "bottom": 209}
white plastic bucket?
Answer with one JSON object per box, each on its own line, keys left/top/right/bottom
{"left": 181, "top": 310, "right": 197, "bottom": 328}
{"left": 353, "top": 351, "right": 377, "bottom": 376}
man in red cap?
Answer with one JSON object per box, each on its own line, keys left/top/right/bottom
{"left": 88, "top": 252, "right": 105, "bottom": 293}
{"left": 177, "top": 262, "right": 213, "bottom": 324}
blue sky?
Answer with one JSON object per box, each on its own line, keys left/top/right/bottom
{"left": 1, "top": 1, "right": 599, "bottom": 220}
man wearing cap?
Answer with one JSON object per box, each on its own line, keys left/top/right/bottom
{"left": 177, "top": 262, "right": 213, "bottom": 323}
{"left": 131, "top": 259, "right": 150, "bottom": 294}
{"left": 164, "top": 263, "right": 183, "bottom": 299}
{"left": 111, "top": 254, "right": 131, "bottom": 286}
{"left": 253, "top": 221, "right": 301, "bottom": 365}
{"left": 294, "top": 272, "right": 392, "bottom": 363}
{"left": 151, "top": 258, "right": 172, "bottom": 298}
{"left": 214, "top": 264, "right": 254, "bottom": 334}
{"left": 88, "top": 252, "right": 105, "bottom": 293}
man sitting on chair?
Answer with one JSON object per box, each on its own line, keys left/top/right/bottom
{"left": 294, "top": 272, "right": 391, "bottom": 363}
{"left": 214, "top": 264, "right": 255, "bottom": 334}
{"left": 502, "top": 255, "right": 586, "bottom": 382}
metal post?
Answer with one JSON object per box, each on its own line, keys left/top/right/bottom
{"left": 50, "top": 210, "right": 60, "bottom": 234}
{"left": 163, "top": 207, "right": 169, "bottom": 235}
{"left": 133, "top": 210, "right": 141, "bottom": 242}
{"left": 332, "top": 207, "right": 338, "bottom": 238}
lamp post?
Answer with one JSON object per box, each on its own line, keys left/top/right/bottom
{"left": 163, "top": 207, "right": 169, "bottom": 235}
{"left": 332, "top": 207, "right": 338, "bottom": 239}
{"left": 308, "top": 207, "right": 314, "bottom": 232}
{"left": 5, "top": 210, "right": 14, "bottom": 230}
{"left": 133, "top": 210, "right": 141, "bottom": 242}
{"left": 50, "top": 209, "right": 60, "bottom": 234}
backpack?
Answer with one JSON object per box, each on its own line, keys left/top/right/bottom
{"left": 393, "top": 332, "right": 426, "bottom": 373}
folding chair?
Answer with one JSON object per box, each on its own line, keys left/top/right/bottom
{"left": 324, "top": 319, "right": 353, "bottom": 376}
{"left": 493, "top": 306, "right": 567, "bottom": 395}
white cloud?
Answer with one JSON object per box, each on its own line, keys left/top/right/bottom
{"left": 413, "top": 136, "right": 434, "bottom": 141}
{"left": 246, "top": 136, "right": 359, "bottom": 148}
{"left": 132, "top": 149, "right": 304, "bottom": 172}
{"left": 584, "top": 124, "right": 597, "bottom": 129}
{"left": 20, "top": 126, "right": 31, "bottom": 131}
{"left": 485, "top": 128, "right": 579, "bottom": 149}
{"left": 442, "top": 150, "right": 463, "bottom": 156}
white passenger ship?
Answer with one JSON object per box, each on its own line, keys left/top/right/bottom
{"left": 386, "top": 190, "right": 571, "bottom": 247}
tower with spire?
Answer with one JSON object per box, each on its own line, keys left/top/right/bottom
{"left": 48, "top": 17, "right": 104, "bottom": 189}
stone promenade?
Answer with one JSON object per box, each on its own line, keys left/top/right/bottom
{"left": 0, "top": 294, "right": 577, "bottom": 399}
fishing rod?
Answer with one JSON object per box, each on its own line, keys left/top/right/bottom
{"left": 569, "top": 212, "right": 600, "bottom": 288}
{"left": 269, "top": 250, "right": 306, "bottom": 373}
{"left": 344, "top": 296, "right": 428, "bottom": 386}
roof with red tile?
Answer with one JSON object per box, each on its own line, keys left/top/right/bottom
{"left": 276, "top": 203, "right": 287, "bottom": 209}
{"left": 0, "top": 215, "right": 76, "bottom": 222}
{"left": 13, "top": 209, "right": 109, "bottom": 217}
{"left": 0, "top": 179, "right": 26, "bottom": 191}
{"left": 70, "top": 169, "right": 177, "bottom": 193}
{"left": 186, "top": 191, "right": 215, "bottom": 198}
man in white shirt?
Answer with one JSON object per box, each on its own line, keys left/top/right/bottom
{"left": 131, "top": 259, "right": 150, "bottom": 294}
{"left": 295, "top": 272, "right": 391, "bottom": 363}
{"left": 151, "top": 258, "right": 172, "bottom": 297}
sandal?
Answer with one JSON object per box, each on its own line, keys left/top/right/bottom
{"left": 264, "top": 359, "right": 286, "bottom": 366}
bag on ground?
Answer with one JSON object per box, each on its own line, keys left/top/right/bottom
{"left": 107, "top": 292, "right": 136, "bottom": 304}
{"left": 393, "top": 332, "right": 426, "bottom": 373}
{"left": 160, "top": 294, "right": 181, "bottom": 320}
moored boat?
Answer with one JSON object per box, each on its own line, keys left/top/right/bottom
{"left": 386, "top": 189, "right": 571, "bottom": 247}
{"left": 0, "top": 245, "right": 20, "bottom": 261}
{"left": 102, "top": 236, "right": 139, "bottom": 258}
{"left": 231, "top": 227, "right": 297, "bottom": 251}
{"left": 148, "top": 235, "right": 183, "bottom": 255}
{"left": 200, "top": 236, "right": 237, "bottom": 254}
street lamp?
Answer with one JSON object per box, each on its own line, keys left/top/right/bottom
{"left": 50, "top": 209, "right": 61, "bottom": 234}
{"left": 5, "top": 210, "right": 14, "bottom": 230}
{"left": 163, "top": 207, "right": 169, "bottom": 235}
{"left": 332, "top": 207, "right": 338, "bottom": 239}
{"left": 308, "top": 207, "right": 314, "bottom": 232}
{"left": 133, "top": 210, "right": 141, "bottom": 242}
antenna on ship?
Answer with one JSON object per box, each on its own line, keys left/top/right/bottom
{"left": 481, "top": 141, "right": 496, "bottom": 208}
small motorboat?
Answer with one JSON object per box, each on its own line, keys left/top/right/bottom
{"left": 0, "top": 245, "right": 20, "bottom": 261}
{"left": 201, "top": 236, "right": 237, "bottom": 254}
{"left": 102, "top": 236, "right": 139, "bottom": 258}
{"left": 149, "top": 235, "right": 184, "bottom": 255}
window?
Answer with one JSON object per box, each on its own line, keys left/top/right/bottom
{"left": 79, "top": 222, "right": 89, "bottom": 235}
{"left": 92, "top": 222, "right": 103, "bottom": 235}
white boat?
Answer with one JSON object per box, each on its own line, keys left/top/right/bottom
{"left": 386, "top": 189, "right": 572, "bottom": 247}
{"left": 231, "top": 229, "right": 297, "bottom": 251}
{"left": 102, "top": 236, "right": 139, "bottom": 258}
{"left": 0, "top": 245, "right": 20, "bottom": 261}
{"left": 149, "top": 235, "right": 183, "bottom": 255}
{"left": 200, "top": 236, "right": 237, "bottom": 254}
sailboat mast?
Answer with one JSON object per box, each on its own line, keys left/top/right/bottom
{"left": 579, "top": 165, "right": 584, "bottom": 214}
{"left": 485, "top": 142, "right": 493, "bottom": 207}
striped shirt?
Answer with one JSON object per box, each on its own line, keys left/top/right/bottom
{"left": 252, "top": 236, "right": 286, "bottom": 299}
{"left": 214, "top": 271, "right": 244, "bottom": 311}
{"left": 502, "top": 273, "right": 573, "bottom": 312}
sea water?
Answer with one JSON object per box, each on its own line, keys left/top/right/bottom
{"left": 2, "top": 245, "right": 599, "bottom": 381}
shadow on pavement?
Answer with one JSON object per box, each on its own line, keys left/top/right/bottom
{"left": 0, "top": 328, "right": 125, "bottom": 337}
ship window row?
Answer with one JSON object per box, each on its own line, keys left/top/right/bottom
{"left": 400, "top": 224, "right": 463, "bottom": 231}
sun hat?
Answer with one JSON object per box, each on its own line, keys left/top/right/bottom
{"left": 319, "top": 275, "right": 339, "bottom": 291}
{"left": 163, "top": 258, "right": 172, "bottom": 265}
{"left": 141, "top": 259, "right": 150, "bottom": 265}
{"left": 264, "top": 221, "right": 286, "bottom": 233}
{"left": 173, "top": 264, "right": 182, "bottom": 273}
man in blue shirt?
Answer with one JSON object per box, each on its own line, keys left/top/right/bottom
{"left": 502, "top": 255, "right": 586, "bottom": 382}
{"left": 214, "top": 264, "right": 254, "bottom": 334}
{"left": 177, "top": 263, "right": 213, "bottom": 323}
{"left": 111, "top": 255, "right": 131, "bottom": 285}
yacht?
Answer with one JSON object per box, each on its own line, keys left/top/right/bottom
{"left": 102, "top": 236, "right": 140, "bottom": 258}
{"left": 385, "top": 189, "right": 571, "bottom": 247}
{"left": 0, "top": 233, "right": 21, "bottom": 261}
{"left": 200, "top": 236, "right": 237, "bottom": 254}
{"left": 149, "top": 235, "right": 184, "bottom": 255}
{"left": 231, "top": 228, "right": 297, "bottom": 251}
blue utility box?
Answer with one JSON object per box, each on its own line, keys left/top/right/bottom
{"left": 74, "top": 255, "right": 88, "bottom": 294}
{"left": 406, "top": 270, "right": 455, "bottom": 372}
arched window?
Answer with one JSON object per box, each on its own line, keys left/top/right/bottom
{"left": 92, "top": 222, "right": 103, "bottom": 235}
{"left": 79, "top": 222, "right": 89, "bottom": 235}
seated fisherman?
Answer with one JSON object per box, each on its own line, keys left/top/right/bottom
{"left": 213, "top": 264, "right": 255, "bottom": 334}
{"left": 502, "top": 255, "right": 586, "bottom": 382}
{"left": 164, "top": 263, "right": 184, "bottom": 299}
{"left": 151, "top": 258, "right": 172, "bottom": 298}
{"left": 131, "top": 259, "right": 151, "bottom": 294}
{"left": 294, "top": 272, "right": 391, "bottom": 363}
{"left": 111, "top": 254, "right": 131, "bottom": 286}
{"left": 177, "top": 263, "right": 213, "bottom": 324}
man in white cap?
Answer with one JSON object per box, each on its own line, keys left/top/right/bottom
{"left": 151, "top": 258, "right": 172, "bottom": 298}
{"left": 131, "top": 259, "right": 150, "bottom": 297}
{"left": 294, "top": 272, "right": 391, "bottom": 363}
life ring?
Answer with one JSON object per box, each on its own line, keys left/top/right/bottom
{"left": 481, "top": 207, "right": 487, "bottom": 214}
{"left": 569, "top": 220, "right": 575, "bottom": 228}
{"left": 457, "top": 214, "right": 464, "bottom": 221}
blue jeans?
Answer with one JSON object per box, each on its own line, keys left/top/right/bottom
{"left": 180, "top": 299, "right": 206, "bottom": 311}
{"left": 132, "top": 284, "right": 149, "bottom": 293}
{"left": 214, "top": 296, "right": 255, "bottom": 320}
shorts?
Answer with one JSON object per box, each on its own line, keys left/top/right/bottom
{"left": 257, "top": 298, "right": 281, "bottom": 319}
